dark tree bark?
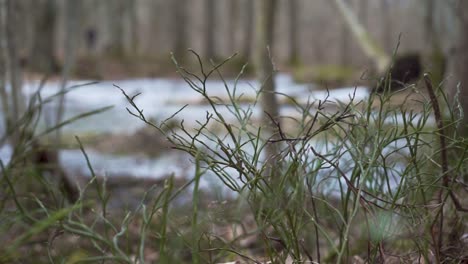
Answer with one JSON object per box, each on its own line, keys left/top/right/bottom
{"left": 128, "top": 0, "right": 138, "bottom": 54}
{"left": 381, "top": 0, "right": 393, "bottom": 53}
{"left": 227, "top": 0, "right": 239, "bottom": 54}
{"left": 106, "top": 0, "right": 125, "bottom": 56}
{"left": 29, "top": 0, "right": 59, "bottom": 73}
{"left": 1, "top": 0, "right": 24, "bottom": 140}
{"left": 0, "top": 0, "right": 10, "bottom": 139}
{"left": 172, "top": 0, "right": 187, "bottom": 61}
{"left": 51, "top": 0, "right": 81, "bottom": 206}
{"left": 422, "top": 0, "right": 445, "bottom": 85}
{"left": 340, "top": 0, "right": 351, "bottom": 65}
{"left": 255, "top": 0, "right": 279, "bottom": 177}
{"left": 242, "top": 0, "right": 254, "bottom": 60}
{"left": 445, "top": 1, "right": 468, "bottom": 136}
{"left": 423, "top": 0, "right": 436, "bottom": 48}
{"left": 204, "top": 0, "right": 216, "bottom": 59}
{"left": 56, "top": 0, "right": 80, "bottom": 137}
{"left": 288, "top": 0, "right": 299, "bottom": 65}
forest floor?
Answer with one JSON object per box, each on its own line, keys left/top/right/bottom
{"left": 9, "top": 63, "right": 461, "bottom": 262}
{"left": 69, "top": 55, "right": 256, "bottom": 81}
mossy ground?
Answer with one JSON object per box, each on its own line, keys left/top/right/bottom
{"left": 292, "top": 64, "right": 358, "bottom": 87}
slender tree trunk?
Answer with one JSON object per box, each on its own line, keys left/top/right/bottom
{"left": 128, "top": 0, "right": 138, "bottom": 54}
{"left": 4, "top": 0, "right": 23, "bottom": 130}
{"left": 445, "top": 1, "right": 468, "bottom": 136}
{"left": 52, "top": 0, "right": 81, "bottom": 205}
{"left": 0, "top": 0, "right": 9, "bottom": 140}
{"left": 204, "top": 0, "right": 216, "bottom": 59}
{"left": 423, "top": 0, "right": 436, "bottom": 49}
{"left": 255, "top": 0, "right": 279, "bottom": 177}
{"left": 117, "top": 0, "right": 138, "bottom": 55}
{"left": 288, "top": 0, "right": 299, "bottom": 65}
{"left": 340, "top": 0, "right": 350, "bottom": 66}
{"left": 422, "top": 0, "right": 445, "bottom": 84}
{"left": 173, "top": 0, "right": 187, "bottom": 61}
{"left": 381, "top": 0, "right": 392, "bottom": 53}
{"left": 227, "top": 0, "right": 238, "bottom": 54}
{"left": 56, "top": 0, "right": 80, "bottom": 135}
{"left": 242, "top": 0, "right": 254, "bottom": 60}
{"left": 30, "top": 0, "right": 59, "bottom": 73}
{"left": 106, "top": 0, "right": 125, "bottom": 56}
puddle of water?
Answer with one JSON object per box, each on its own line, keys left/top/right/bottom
{"left": 11, "top": 74, "right": 369, "bottom": 133}
{"left": 1, "top": 74, "right": 424, "bottom": 196}
{"left": 0, "top": 144, "right": 12, "bottom": 165}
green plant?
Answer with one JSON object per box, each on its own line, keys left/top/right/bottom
{"left": 1, "top": 51, "right": 467, "bottom": 263}
{"left": 118, "top": 51, "right": 468, "bottom": 262}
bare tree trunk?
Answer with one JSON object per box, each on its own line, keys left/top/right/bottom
{"left": 288, "top": 0, "right": 299, "bottom": 65}
{"left": 422, "top": 0, "right": 445, "bottom": 84}
{"left": 445, "top": 1, "right": 468, "bottom": 136}
{"left": 424, "top": 0, "right": 436, "bottom": 49}
{"left": 340, "top": 0, "right": 350, "bottom": 66}
{"left": 227, "top": 0, "right": 238, "bottom": 54}
{"left": 56, "top": 0, "right": 80, "bottom": 136}
{"left": 115, "top": 0, "right": 138, "bottom": 56}
{"left": 0, "top": 0, "right": 9, "bottom": 140}
{"left": 29, "top": 0, "right": 59, "bottom": 73}
{"left": 242, "top": 0, "right": 254, "bottom": 60}
{"left": 172, "top": 0, "right": 187, "bottom": 61}
{"left": 255, "top": 0, "right": 279, "bottom": 177}
{"left": 52, "top": 0, "right": 81, "bottom": 206}
{"left": 423, "top": 0, "right": 440, "bottom": 51}
{"left": 381, "top": 0, "right": 393, "bottom": 53}
{"left": 204, "top": 0, "right": 216, "bottom": 59}
{"left": 3, "top": 0, "right": 24, "bottom": 136}
{"left": 106, "top": 0, "right": 125, "bottom": 56}
{"left": 127, "top": 0, "right": 138, "bottom": 54}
